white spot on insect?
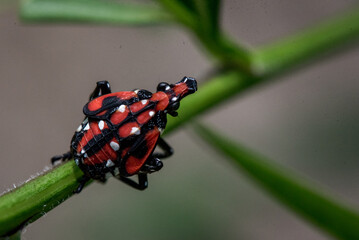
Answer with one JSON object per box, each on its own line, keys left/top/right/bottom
{"left": 130, "top": 127, "right": 140, "bottom": 135}
{"left": 98, "top": 120, "right": 105, "bottom": 130}
{"left": 149, "top": 111, "right": 155, "bottom": 117}
{"left": 134, "top": 89, "right": 139, "bottom": 94}
{"left": 75, "top": 159, "right": 80, "bottom": 165}
{"left": 106, "top": 159, "right": 115, "bottom": 167}
{"left": 118, "top": 105, "right": 126, "bottom": 113}
{"left": 107, "top": 82, "right": 110, "bottom": 88}
{"left": 141, "top": 99, "right": 148, "bottom": 105}
{"left": 83, "top": 153, "right": 88, "bottom": 158}
{"left": 171, "top": 97, "right": 178, "bottom": 102}
{"left": 184, "top": 78, "right": 188, "bottom": 83}
{"left": 84, "top": 123, "right": 90, "bottom": 131}
{"left": 76, "top": 124, "right": 82, "bottom": 132}
{"left": 165, "top": 86, "right": 170, "bottom": 91}
{"left": 110, "top": 141, "right": 119, "bottom": 151}
{"left": 81, "top": 149, "right": 85, "bottom": 154}
{"left": 159, "top": 128, "right": 164, "bottom": 134}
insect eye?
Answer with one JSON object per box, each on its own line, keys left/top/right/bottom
{"left": 157, "top": 82, "right": 170, "bottom": 92}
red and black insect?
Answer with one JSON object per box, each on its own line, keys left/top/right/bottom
{"left": 52, "top": 77, "right": 197, "bottom": 193}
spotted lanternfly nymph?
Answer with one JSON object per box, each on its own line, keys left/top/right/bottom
{"left": 52, "top": 77, "right": 197, "bottom": 193}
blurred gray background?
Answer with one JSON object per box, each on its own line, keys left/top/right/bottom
{"left": 1, "top": 1, "right": 359, "bottom": 239}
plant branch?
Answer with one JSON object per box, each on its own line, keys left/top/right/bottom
{"left": 0, "top": 162, "right": 86, "bottom": 236}
{"left": 194, "top": 123, "right": 359, "bottom": 240}
{"left": 167, "top": 6, "right": 359, "bottom": 132}
{"left": 157, "top": 0, "right": 254, "bottom": 72}
{"left": 20, "top": 0, "right": 172, "bottom": 25}
{"left": 255, "top": 5, "right": 359, "bottom": 76}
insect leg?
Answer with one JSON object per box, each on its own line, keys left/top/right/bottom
{"left": 73, "top": 175, "right": 90, "bottom": 193}
{"left": 140, "top": 157, "right": 163, "bottom": 173}
{"left": 89, "top": 81, "right": 112, "bottom": 100}
{"left": 152, "top": 137, "right": 173, "bottom": 159}
{"left": 119, "top": 173, "right": 148, "bottom": 190}
{"left": 51, "top": 151, "right": 72, "bottom": 165}
{"left": 97, "top": 175, "right": 108, "bottom": 184}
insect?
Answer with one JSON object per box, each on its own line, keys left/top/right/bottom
{"left": 52, "top": 77, "right": 197, "bottom": 193}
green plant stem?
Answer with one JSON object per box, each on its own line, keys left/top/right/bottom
{"left": 3, "top": 4, "right": 359, "bottom": 237}
{"left": 155, "top": 0, "right": 198, "bottom": 30}
{"left": 20, "top": 0, "right": 172, "bottom": 25}
{"left": 167, "top": 6, "right": 359, "bottom": 133}
{"left": 157, "top": 0, "right": 254, "bottom": 72}
{"left": 197, "top": 33, "right": 255, "bottom": 72}
{"left": 256, "top": 6, "right": 359, "bottom": 76}
{"left": 165, "top": 71, "right": 254, "bottom": 133}
{"left": 194, "top": 123, "right": 359, "bottom": 240}
{"left": 0, "top": 162, "right": 87, "bottom": 236}
{"left": 0, "top": 228, "right": 22, "bottom": 240}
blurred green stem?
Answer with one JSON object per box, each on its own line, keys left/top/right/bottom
{"left": 158, "top": 1, "right": 359, "bottom": 76}
{"left": 168, "top": 6, "right": 359, "bottom": 132}
{"left": 256, "top": 6, "right": 359, "bottom": 76}
{"left": 165, "top": 71, "right": 253, "bottom": 133}
{"left": 157, "top": 0, "right": 254, "bottom": 72}
{"left": 194, "top": 123, "right": 359, "bottom": 240}
{"left": 20, "top": 0, "right": 172, "bottom": 25}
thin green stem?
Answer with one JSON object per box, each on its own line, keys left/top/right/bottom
{"left": 0, "top": 162, "right": 86, "bottom": 236}
{"left": 194, "top": 123, "right": 359, "bottom": 240}
{"left": 168, "top": 6, "right": 359, "bottom": 132}
{"left": 154, "top": 0, "right": 198, "bottom": 30}
{"left": 192, "top": 0, "right": 221, "bottom": 35}
{"left": 165, "top": 71, "right": 254, "bottom": 133}
{"left": 196, "top": 33, "right": 255, "bottom": 72}
{"left": 255, "top": 6, "right": 359, "bottom": 76}
{"left": 157, "top": 0, "right": 255, "bottom": 72}
{"left": 20, "top": 0, "right": 172, "bottom": 25}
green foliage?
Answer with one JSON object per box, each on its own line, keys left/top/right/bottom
{"left": 194, "top": 123, "right": 359, "bottom": 240}
{"left": 1, "top": 0, "right": 359, "bottom": 238}
{"left": 20, "top": 0, "right": 172, "bottom": 25}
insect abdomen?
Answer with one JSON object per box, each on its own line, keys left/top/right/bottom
{"left": 73, "top": 120, "right": 120, "bottom": 167}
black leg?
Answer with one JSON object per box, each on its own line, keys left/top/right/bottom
{"left": 89, "top": 81, "right": 112, "bottom": 100}
{"left": 140, "top": 157, "right": 163, "bottom": 173}
{"left": 108, "top": 168, "right": 116, "bottom": 177}
{"left": 152, "top": 137, "right": 173, "bottom": 159}
{"left": 98, "top": 175, "right": 108, "bottom": 184}
{"left": 119, "top": 173, "right": 148, "bottom": 190}
{"left": 51, "top": 152, "right": 72, "bottom": 165}
{"left": 74, "top": 175, "right": 90, "bottom": 193}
